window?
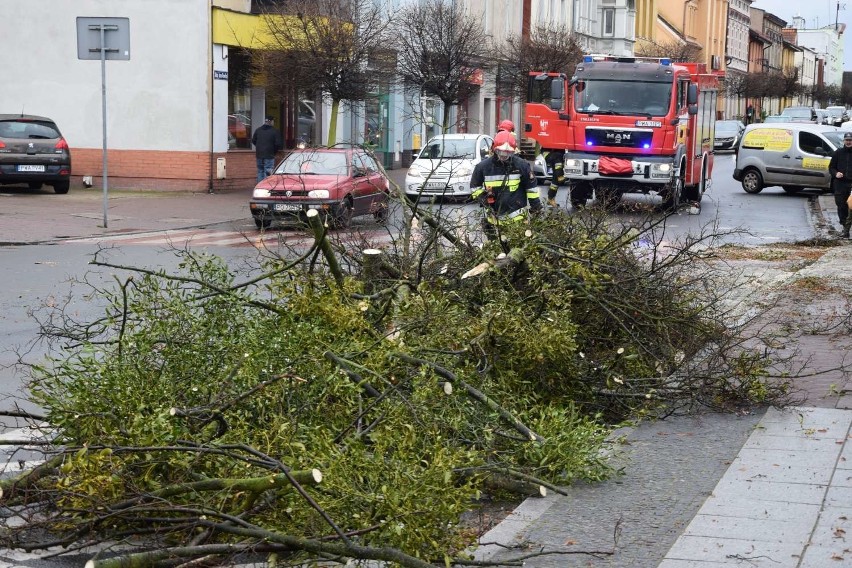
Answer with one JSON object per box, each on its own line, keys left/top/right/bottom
{"left": 799, "top": 132, "right": 828, "bottom": 155}
{"left": 602, "top": 8, "right": 615, "bottom": 36}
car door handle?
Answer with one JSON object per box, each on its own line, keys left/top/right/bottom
{"left": 781, "top": 154, "right": 791, "bottom": 159}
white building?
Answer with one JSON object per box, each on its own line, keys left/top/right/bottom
{"left": 791, "top": 16, "right": 845, "bottom": 87}
{"left": 573, "top": 0, "right": 636, "bottom": 56}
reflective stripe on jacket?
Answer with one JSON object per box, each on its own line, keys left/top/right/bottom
{"left": 470, "top": 155, "right": 541, "bottom": 219}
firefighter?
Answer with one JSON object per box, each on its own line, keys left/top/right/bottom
{"left": 497, "top": 119, "right": 515, "bottom": 136}
{"left": 470, "top": 130, "right": 542, "bottom": 241}
{"left": 544, "top": 149, "right": 565, "bottom": 207}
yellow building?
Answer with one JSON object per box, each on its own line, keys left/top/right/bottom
{"left": 636, "top": 0, "right": 727, "bottom": 116}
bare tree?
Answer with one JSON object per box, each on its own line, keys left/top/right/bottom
{"left": 634, "top": 39, "right": 703, "bottom": 63}
{"left": 394, "top": 0, "right": 489, "bottom": 131}
{"left": 256, "top": 0, "right": 396, "bottom": 145}
{"left": 502, "top": 22, "right": 584, "bottom": 100}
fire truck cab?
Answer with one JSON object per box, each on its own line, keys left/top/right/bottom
{"left": 524, "top": 55, "right": 719, "bottom": 210}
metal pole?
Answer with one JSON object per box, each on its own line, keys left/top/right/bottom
{"left": 100, "top": 25, "right": 109, "bottom": 228}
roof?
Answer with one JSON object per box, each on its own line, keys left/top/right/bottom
{"left": 426, "top": 133, "right": 487, "bottom": 140}
{"left": 0, "top": 114, "right": 54, "bottom": 122}
{"left": 744, "top": 122, "right": 840, "bottom": 134}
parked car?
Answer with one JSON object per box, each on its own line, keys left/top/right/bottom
{"left": 533, "top": 153, "right": 552, "bottom": 184}
{"left": 713, "top": 120, "right": 744, "bottom": 151}
{"left": 0, "top": 114, "right": 71, "bottom": 194}
{"left": 825, "top": 105, "right": 849, "bottom": 126}
{"left": 779, "top": 106, "right": 817, "bottom": 123}
{"left": 404, "top": 133, "right": 493, "bottom": 200}
{"left": 249, "top": 147, "right": 389, "bottom": 230}
{"left": 814, "top": 109, "right": 832, "bottom": 125}
{"left": 733, "top": 123, "right": 843, "bottom": 194}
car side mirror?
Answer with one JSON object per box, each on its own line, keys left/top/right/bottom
{"left": 814, "top": 147, "right": 828, "bottom": 156}
{"left": 353, "top": 166, "right": 367, "bottom": 177}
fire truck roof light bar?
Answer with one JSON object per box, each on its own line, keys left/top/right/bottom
{"left": 583, "top": 55, "right": 672, "bottom": 66}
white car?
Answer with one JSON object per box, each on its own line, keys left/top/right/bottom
{"left": 404, "top": 133, "right": 493, "bottom": 200}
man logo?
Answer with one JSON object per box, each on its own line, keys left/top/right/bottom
{"left": 540, "top": 120, "right": 548, "bottom": 131}
{"left": 286, "top": 190, "right": 292, "bottom": 197}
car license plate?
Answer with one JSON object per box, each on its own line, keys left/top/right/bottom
{"left": 274, "top": 203, "right": 301, "bottom": 212}
{"left": 17, "top": 165, "right": 45, "bottom": 172}
{"left": 424, "top": 181, "right": 447, "bottom": 189}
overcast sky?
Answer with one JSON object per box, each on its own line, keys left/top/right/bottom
{"left": 751, "top": 0, "right": 851, "bottom": 69}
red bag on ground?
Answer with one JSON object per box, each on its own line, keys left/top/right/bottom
{"left": 599, "top": 156, "right": 634, "bottom": 175}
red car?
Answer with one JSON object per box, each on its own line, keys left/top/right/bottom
{"left": 250, "top": 147, "right": 390, "bottom": 229}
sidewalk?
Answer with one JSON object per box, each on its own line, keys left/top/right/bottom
{"left": 474, "top": 194, "right": 852, "bottom": 567}
{"left": 0, "top": 187, "right": 252, "bottom": 245}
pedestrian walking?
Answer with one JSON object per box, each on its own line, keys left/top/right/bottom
{"left": 829, "top": 131, "right": 852, "bottom": 237}
{"left": 470, "top": 130, "right": 542, "bottom": 242}
{"left": 251, "top": 116, "right": 283, "bottom": 184}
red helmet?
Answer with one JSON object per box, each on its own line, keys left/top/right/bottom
{"left": 492, "top": 130, "right": 517, "bottom": 161}
{"left": 498, "top": 119, "right": 515, "bottom": 132}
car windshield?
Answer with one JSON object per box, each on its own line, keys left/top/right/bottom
{"left": 763, "top": 116, "right": 786, "bottom": 123}
{"left": 420, "top": 139, "right": 477, "bottom": 160}
{"left": 822, "top": 131, "right": 844, "bottom": 149}
{"left": 716, "top": 121, "right": 740, "bottom": 133}
{"left": 0, "top": 120, "right": 60, "bottom": 139}
{"left": 274, "top": 151, "right": 350, "bottom": 175}
{"left": 574, "top": 80, "right": 671, "bottom": 116}
{"left": 781, "top": 108, "right": 811, "bottom": 118}
{"left": 827, "top": 107, "right": 845, "bottom": 117}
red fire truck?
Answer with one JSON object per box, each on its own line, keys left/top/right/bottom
{"left": 523, "top": 55, "right": 720, "bottom": 210}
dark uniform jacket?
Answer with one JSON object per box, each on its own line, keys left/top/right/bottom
{"left": 470, "top": 155, "right": 542, "bottom": 220}
{"left": 829, "top": 146, "right": 852, "bottom": 194}
{"left": 252, "top": 124, "right": 283, "bottom": 159}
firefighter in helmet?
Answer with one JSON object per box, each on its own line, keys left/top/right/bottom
{"left": 470, "top": 130, "right": 542, "bottom": 240}
{"left": 543, "top": 149, "right": 566, "bottom": 207}
{"left": 497, "top": 119, "right": 515, "bottom": 136}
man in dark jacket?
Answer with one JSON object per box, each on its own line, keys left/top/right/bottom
{"left": 829, "top": 131, "right": 852, "bottom": 237}
{"left": 251, "top": 116, "right": 283, "bottom": 183}
{"left": 470, "top": 130, "right": 542, "bottom": 241}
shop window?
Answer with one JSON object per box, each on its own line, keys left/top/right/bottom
{"left": 227, "top": 47, "right": 254, "bottom": 149}
{"left": 228, "top": 88, "right": 252, "bottom": 149}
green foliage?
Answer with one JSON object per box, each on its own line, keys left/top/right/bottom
{"left": 14, "top": 206, "right": 791, "bottom": 564}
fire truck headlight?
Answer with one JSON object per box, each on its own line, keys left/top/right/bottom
{"left": 650, "top": 163, "right": 672, "bottom": 179}
{"left": 564, "top": 159, "right": 583, "bottom": 174}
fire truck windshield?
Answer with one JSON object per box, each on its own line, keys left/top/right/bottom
{"left": 574, "top": 80, "right": 672, "bottom": 117}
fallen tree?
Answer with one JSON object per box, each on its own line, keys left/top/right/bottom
{"left": 0, "top": 196, "right": 808, "bottom": 566}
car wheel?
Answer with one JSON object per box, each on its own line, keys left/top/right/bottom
{"left": 254, "top": 217, "right": 271, "bottom": 230}
{"left": 28, "top": 182, "right": 43, "bottom": 190}
{"left": 661, "top": 168, "right": 683, "bottom": 210}
{"left": 333, "top": 199, "right": 354, "bottom": 229}
{"left": 373, "top": 203, "right": 389, "bottom": 224}
{"left": 782, "top": 186, "right": 802, "bottom": 194}
{"left": 741, "top": 168, "right": 764, "bottom": 194}
{"left": 52, "top": 181, "right": 70, "bottom": 194}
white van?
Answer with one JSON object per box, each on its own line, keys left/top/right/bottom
{"left": 404, "top": 133, "right": 493, "bottom": 200}
{"left": 733, "top": 123, "right": 844, "bottom": 194}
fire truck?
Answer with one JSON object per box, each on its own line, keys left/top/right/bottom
{"left": 523, "top": 55, "right": 720, "bottom": 210}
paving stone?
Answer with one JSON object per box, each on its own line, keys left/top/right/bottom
{"left": 664, "top": 535, "right": 804, "bottom": 566}
{"left": 682, "top": 514, "right": 813, "bottom": 545}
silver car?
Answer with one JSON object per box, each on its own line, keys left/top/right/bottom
{"left": 733, "top": 123, "right": 842, "bottom": 194}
